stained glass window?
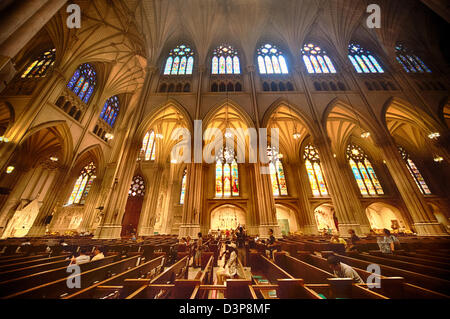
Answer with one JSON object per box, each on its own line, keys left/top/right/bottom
{"left": 21, "top": 48, "right": 56, "bottom": 78}
{"left": 304, "top": 144, "right": 328, "bottom": 196}
{"left": 395, "top": 44, "right": 431, "bottom": 73}
{"left": 67, "top": 162, "right": 96, "bottom": 205}
{"left": 346, "top": 144, "right": 384, "bottom": 195}
{"left": 398, "top": 146, "right": 431, "bottom": 195}
{"left": 348, "top": 43, "right": 384, "bottom": 74}
{"left": 301, "top": 44, "right": 336, "bottom": 74}
{"left": 67, "top": 63, "right": 96, "bottom": 103}
{"left": 99, "top": 95, "right": 120, "bottom": 127}
{"left": 128, "top": 175, "right": 145, "bottom": 197}
{"left": 257, "top": 44, "right": 289, "bottom": 74}
{"left": 215, "top": 148, "right": 239, "bottom": 197}
{"left": 268, "top": 149, "right": 288, "bottom": 196}
{"left": 163, "top": 45, "right": 194, "bottom": 75}
{"left": 141, "top": 130, "right": 156, "bottom": 161}
{"left": 180, "top": 169, "right": 187, "bottom": 204}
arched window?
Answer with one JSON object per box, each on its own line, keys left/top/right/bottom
{"left": 302, "top": 44, "right": 336, "bottom": 74}
{"left": 215, "top": 147, "right": 239, "bottom": 198}
{"left": 257, "top": 44, "right": 289, "bottom": 74}
{"left": 67, "top": 63, "right": 97, "bottom": 103}
{"left": 180, "top": 169, "right": 187, "bottom": 204}
{"left": 99, "top": 96, "right": 120, "bottom": 127}
{"left": 128, "top": 175, "right": 146, "bottom": 197}
{"left": 141, "top": 131, "right": 156, "bottom": 161}
{"left": 21, "top": 48, "right": 56, "bottom": 78}
{"left": 268, "top": 148, "right": 288, "bottom": 196}
{"left": 163, "top": 44, "right": 194, "bottom": 75}
{"left": 67, "top": 162, "right": 96, "bottom": 205}
{"left": 212, "top": 45, "right": 240, "bottom": 74}
{"left": 395, "top": 44, "right": 431, "bottom": 73}
{"left": 346, "top": 144, "right": 384, "bottom": 196}
{"left": 304, "top": 144, "right": 328, "bottom": 196}
{"left": 348, "top": 43, "right": 384, "bottom": 74}
{"left": 398, "top": 147, "right": 431, "bottom": 195}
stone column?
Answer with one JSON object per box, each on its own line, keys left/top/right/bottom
{"left": 27, "top": 166, "right": 68, "bottom": 236}
{"left": 376, "top": 131, "right": 446, "bottom": 235}
{"left": 178, "top": 163, "right": 203, "bottom": 238}
{"left": 95, "top": 67, "right": 156, "bottom": 239}
{"left": 315, "top": 136, "right": 371, "bottom": 236}
{"left": 290, "top": 163, "right": 318, "bottom": 235}
{"left": 139, "top": 165, "right": 164, "bottom": 236}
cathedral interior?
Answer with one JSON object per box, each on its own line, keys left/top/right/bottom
{"left": 0, "top": 0, "right": 449, "bottom": 302}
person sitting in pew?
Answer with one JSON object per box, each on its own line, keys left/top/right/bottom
{"left": 267, "top": 229, "right": 277, "bottom": 259}
{"left": 377, "top": 229, "right": 396, "bottom": 254}
{"left": 327, "top": 255, "right": 364, "bottom": 284}
{"left": 216, "top": 243, "right": 239, "bottom": 285}
{"left": 330, "top": 234, "right": 347, "bottom": 246}
{"left": 91, "top": 247, "right": 105, "bottom": 262}
{"left": 346, "top": 229, "right": 360, "bottom": 252}
{"left": 70, "top": 249, "right": 91, "bottom": 265}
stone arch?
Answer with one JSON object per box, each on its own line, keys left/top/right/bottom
{"left": 209, "top": 203, "right": 247, "bottom": 231}
{"left": 0, "top": 101, "right": 15, "bottom": 136}
{"left": 364, "top": 202, "right": 411, "bottom": 233}
{"left": 275, "top": 203, "right": 299, "bottom": 235}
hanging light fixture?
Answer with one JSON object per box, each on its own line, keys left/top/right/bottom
{"left": 6, "top": 166, "right": 15, "bottom": 174}
{"left": 428, "top": 132, "right": 440, "bottom": 139}
{"left": 433, "top": 156, "right": 444, "bottom": 163}
{"left": 105, "top": 133, "right": 114, "bottom": 140}
{"left": 360, "top": 131, "right": 371, "bottom": 139}
{"left": 0, "top": 136, "right": 10, "bottom": 143}
{"left": 50, "top": 156, "right": 59, "bottom": 162}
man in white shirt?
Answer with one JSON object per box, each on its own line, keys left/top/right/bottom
{"left": 327, "top": 255, "right": 364, "bottom": 284}
{"left": 91, "top": 248, "right": 105, "bottom": 262}
{"left": 71, "top": 250, "right": 91, "bottom": 265}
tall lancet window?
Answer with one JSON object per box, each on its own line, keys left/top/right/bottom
{"left": 257, "top": 44, "right": 289, "bottom": 74}
{"left": 268, "top": 148, "right": 288, "bottom": 196}
{"left": 99, "top": 96, "right": 120, "bottom": 127}
{"left": 395, "top": 44, "right": 431, "bottom": 73}
{"left": 348, "top": 43, "right": 384, "bottom": 74}
{"left": 212, "top": 45, "right": 241, "bottom": 74}
{"left": 67, "top": 162, "right": 96, "bottom": 205}
{"left": 163, "top": 44, "right": 194, "bottom": 75}
{"left": 215, "top": 147, "right": 239, "bottom": 198}
{"left": 21, "top": 48, "right": 56, "bottom": 78}
{"left": 67, "top": 63, "right": 97, "bottom": 103}
{"left": 304, "top": 144, "right": 328, "bottom": 196}
{"left": 398, "top": 146, "right": 431, "bottom": 195}
{"left": 346, "top": 144, "right": 384, "bottom": 196}
{"left": 128, "top": 175, "right": 145, "bottom": 197}
{"left": 141, "top": 130, "right": 156, "bottom": 161}
{"left": 180, "top": 169, "right": 187, "bottom": 204}
{"left": 301, "top": 44, "right": 336, "bottom": 74}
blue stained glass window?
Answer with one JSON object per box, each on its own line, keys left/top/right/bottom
{"left": 348, "top": 55, "right": 362, "bottom": 73}
{"left": 257, "top": 44, "right": 289, "bottom": 74}
{"left": 301, "top": 44, "right": 337, "bottom": 74}
{"left": 348, "top": 43, "right": 384, "bottom": 74}
{"left": 395, "top": 44, "right": 431, "bottom": 73}
{"left": 100, "top": 95, "right": 120, "bottom": 128}
{"left": 164, "top": 45, "right": 195, "bottom": 75}
{"left": 67, "top": 63, "right": 96, "bottom": 103}
{"left": 211, "top": 45, "right": 241, "bottom": 75}
{"left": 212, "top": 56, "right": 219, "bottom": 74}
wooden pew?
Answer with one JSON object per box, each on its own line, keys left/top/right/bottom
{"left": 0, "top": 255, "right": 118, "bottom": 297}
{"left": 64, "top": 255, "right": 165, "bottom": 299}
{"left": 302, "top": 252, "right": 450, "bottom": 296}
{"left": 0, "top": 254, "right": 50, "bottom": 266}
{"left": 0, "top": 255, "right": 75, "bottom": 281}
{"left": 296, "top": 253, "right": 448, "bottom": 299}
{"left": 124, "top": 256, "right": 189, "bottom": 299}
{"left": 347, "top": 251, "right": 450, "bottom": 280}
{"left": 368, "top": 250, "right": 450, "bottom": 269}
{"left": 3, "top": 255, "right": 141, "bottom": 299}
{"left": 0, "top": 254, "right": 69, "bottom": 272}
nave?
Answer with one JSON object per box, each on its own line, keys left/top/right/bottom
{"left": 0, "top": 234, "right": 449, "bottom": 299}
